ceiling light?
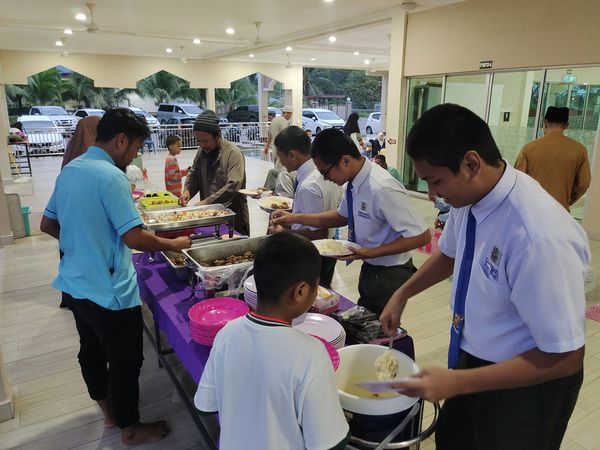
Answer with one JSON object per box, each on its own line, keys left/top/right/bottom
{"left": 324, "top": 0, "right": 335, "bottom": 2}
{"left": 353, "top": 51, "right": 360, "bottom": 56}
{"left": 55, "top": 39, "right": 64, "bottom": 47}
{"left": 226, "top": 28, "right": 235, "bottom": 35}
{"left": 285, "top": 46, "right": 293, "bottom": 52}
{"left": 310, "top": 57, "right": 316, "bottom": 61}
{"left": 64, "top": 29, "right": 73, "bottom": 35}
{"left": 249, "top": 53, "right": 255, "bottom": 58}
{"left": 166, "top": 47, "right": 173, "bottom": 53}
{"left": 75, "top": 13, "right": 87, "bottom": 21}
{"left": 364, "top": 59, "right": 370, "bottom": 65}
{"left": 328, "top": 36, "right": 337, "bottom": 43}
{"left": 193, "top": 38, "right": 201, "bottom": 45}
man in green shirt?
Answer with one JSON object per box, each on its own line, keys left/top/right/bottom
{"left": 374, "top": 154, "right": 401, "bottom": 183}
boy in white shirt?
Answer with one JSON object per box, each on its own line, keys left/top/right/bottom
{"left": 194, "top": 233, "right": 350, "bottom": 450}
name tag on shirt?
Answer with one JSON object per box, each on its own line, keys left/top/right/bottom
{"left": 357, "top": 210, "right": 371, "bottom": 219}
{"left": 481, "top": 257, "right": 499, "bottom": 281}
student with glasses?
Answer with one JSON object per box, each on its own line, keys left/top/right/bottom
{"left": 272, "top": 128, "right": 430, "bottom": 315}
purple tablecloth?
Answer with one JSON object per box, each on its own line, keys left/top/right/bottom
{"left": 134, "top": 236, "right": 414, "bottom": 383}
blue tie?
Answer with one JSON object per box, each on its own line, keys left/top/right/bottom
{"left": 346, "top": 182, "right": 355, "bottom": 243}
{"left": 448, "top": 209, "right": 476, "bottom": 369}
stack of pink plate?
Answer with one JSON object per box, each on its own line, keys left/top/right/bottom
{"left": 310, "top": 334, "right": 340, "bottom": 371}
{"left": 188, "top": 297, "right": 249, "bottom": 346}
{"left": 293, "top": 313, "right": 346, "bottom": 350}
{"left": 243, "top": 275, "right": 258, "bottom": 310}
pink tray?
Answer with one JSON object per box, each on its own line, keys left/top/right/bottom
{"left": 188, "top": 298, "right": 249, "bottom": 328}
{"left": 310, "top": 334, "right": 340, "bottom": 371}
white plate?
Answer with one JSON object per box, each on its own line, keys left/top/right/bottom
{"left": 312, "top": 239, "right": 361, "bottom": 257}
{"left": 293, "top": 313, "right": 345, "bottom": 344}
{"left": 244, "top": 275, "right": 257, "bottom": 293}
{"left": 256, "top": 196, "right": 294, "bottom": 213}
{"left": 239, "top": 188, "right": 272, "bottom": 197}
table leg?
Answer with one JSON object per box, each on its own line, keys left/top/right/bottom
{"left": 154, "top": 319, "right": 163, "bottom": 368}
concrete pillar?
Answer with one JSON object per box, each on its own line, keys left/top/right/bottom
{"left": 0, "top": 81, "right": 15, "bottom": 246}
{"left": 257, "top": 73, "right": 270, "bottom": 122}
{"left": 207, "top": 87, "right": 216, "bottom": 112}
{"left": 380, "top": 71, "right": 389, "bottom": 133}
{"left": 384, "top": 10, "right": 408, "bottom": 170}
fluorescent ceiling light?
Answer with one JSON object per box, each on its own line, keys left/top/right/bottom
{"left": 328, "top": 36, "right": 336, "bottom": 43}
{"left": 166, "top": 48, "right": 173, "bottom": 53}
{"left": 285, "top": 46, "right": 293, "bottom": 52}
{"left": 310, "top": 57, "right": 316, "bottom": 61}
{"left": 353, "top": 51, "right": 360, "bottom": 56}
{"left": 55, "top": 39, "right": 64, "bottom": 47}
{"left": 193, "top": 38, "right": 201, "bottom": 45}
{"left": 364, "top": 59, "right": 370, "bottom": 65}
{"left": 75, "top": 13, "right": 86, "bottom": 21}
{"left": 64, "top": 29, "right": 73, "bottom": 35}
{"left": 249, "top": 53, "right": 255, "bottom": 58}
{"left": 226, "top": 28, "right": 235, "bottom": 35}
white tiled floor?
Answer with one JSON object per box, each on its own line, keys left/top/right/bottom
{"left": 1, "top": 149, "right": 600, "bottom": 449}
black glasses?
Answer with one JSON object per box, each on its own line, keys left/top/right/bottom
{"left": 320, "top": 161, "right": 337, "bottom": 180}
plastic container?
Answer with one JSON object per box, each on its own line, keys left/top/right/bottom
{"left": 21, "top": 207, "right": 31, "bottom": 236}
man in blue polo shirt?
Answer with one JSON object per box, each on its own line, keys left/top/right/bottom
{"left": 41, "top": 108, "right": 191, "bottom": 446}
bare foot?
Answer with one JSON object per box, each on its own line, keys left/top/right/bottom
{"left": 96, "top": 399, "right": 115, "bottom": 428}
{"left": 121, "top": 421, "right": 170, "bottom": 445}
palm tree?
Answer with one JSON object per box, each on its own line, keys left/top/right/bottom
{"left": 136, "top": 71, "right": 202, "bottom": 106}
{"left": 90, "top": 87, "right": 135, "bottom": 109}
{"left": 215, "top": 77, "right": 257, "bottom": 113}
{"left": 6, "top": 68, "right": 66, "bottom": 105}
{"left": 303, "top": 68, "right": 336, "bottom": 98}
{"left": 63, "top": 72, "right": 97, "bottom": 108}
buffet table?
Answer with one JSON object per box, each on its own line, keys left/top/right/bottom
{"left": 134, "top": 241, "right": 416, "bottom": 448}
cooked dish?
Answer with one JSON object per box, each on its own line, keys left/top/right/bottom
{"left": 314, "top": 240, "right": 348, "bottom": 255}
{"left": 167, "top": 254, "right": 186, "bottom": 267}
{"left": 155, "top": 209, "right": 229, "bottom": 223}
{"left": 203, "top": 251, "right": 254, "bottom": 267}
{"left": 270, "top": 200, "right": 290, "bottom": 209}
{"left": 374, "top": 350, "right": 399, "bottom": 380}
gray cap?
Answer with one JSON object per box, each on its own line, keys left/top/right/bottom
{"left": 194, "top": 110, "right": 220, "bottom": 133}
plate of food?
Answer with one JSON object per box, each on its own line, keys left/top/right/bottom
{"left": 256, "top": 196, "right": 293, "bottom": 213}
{"left": 239, "top": 188, "right": 272, "bottom": 197}
{"left": 312, "top": 239, "right": 360, "bottom": 257}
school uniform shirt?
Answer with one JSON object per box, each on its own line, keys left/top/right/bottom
{"left": 337, "top": 159, "right": 427, "bottom": 266}
{"left": 43, "top": 146, "right": 143, "bottom": 310}
{"left": 291, "top": 159, "right": 343, "bottom": 238}
{"left": 438, "top": 163, "right": 590, "bottom": 363}
{"left": 195, "top": 313, "right": 350, "bottom": 450}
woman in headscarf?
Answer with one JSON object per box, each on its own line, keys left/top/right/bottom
{"left": 343, "top": 112, "right": 365, "bottom": 152}
{"left": 59, "top": 115, "right": 100, "bottom": 307}
{"left": 61, "top": 115, "right": 101, "bottom": 169}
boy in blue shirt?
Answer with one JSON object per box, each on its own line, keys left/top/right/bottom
{"left": 195, "top": 233, "right": 350, "bottom": 450}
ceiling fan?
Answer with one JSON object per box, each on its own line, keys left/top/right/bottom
{"left": 237, "top": 22, "right": 265, "bottom": 47}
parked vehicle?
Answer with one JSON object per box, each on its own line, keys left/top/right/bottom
{"left": 301, "top": 108, "right": 345, "bottom": 134}
{"left": 156, "top": 103, "right": 204, "bottom": 124}
{"left": 226, "top": 106, "right": 280, "bottom": 123}
{"left": 365, "top": 112, "right": 381, "bottom": 135}
{"left": 73, "top": 108, "right": 105, "bottom": 118}
{"left": 15, "top": 115, "right": 65, "bottom": 155}
{"left": 29, "top": 105, "right": 78, "bottom": 133}
{"left": 128, "top": 106, "right": 160, "bottom": 131}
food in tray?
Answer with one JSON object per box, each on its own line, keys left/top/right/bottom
{"left": 270, "top": 199, "right": 290, "bottom": 210}
{"left": 312, "top": 239, "right": 358, "bottom": 257}
{"left": 154, "top": 209, "right": 229, "bottom": 223}
{"left": 203, "top": 251, "right": 254, "bottom": 267}
{"left": 317, "top": 286, "right": 333, "bottom": 299}
{"left": 167, "top": 254, "right": 187, "bottom": 267}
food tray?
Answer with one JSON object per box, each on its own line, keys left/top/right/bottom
{"left": 141, "top": 204, "right": 236, "bottom": 231}
{"left": 160, "top": 235, "right": 222, "bottom": 280}
{"left": 183, "top": 236, "right": 266, "bottom": 273}
{"left": 139, "top": 191, "right": 179, "bottom": 210}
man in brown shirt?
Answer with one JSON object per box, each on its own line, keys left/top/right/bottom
{"left": 515, "top": 106, "right": 591, "bottom": 211}
{"left": 180, "top": 110, "right": 250, "bottom": 235}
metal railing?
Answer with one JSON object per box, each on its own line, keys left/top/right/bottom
{"left": 17, "top": 122, "right": 271, "bottom": 159}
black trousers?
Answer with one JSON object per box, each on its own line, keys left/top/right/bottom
{"left": 66, "top": 294, "right": 144, "bottom": 429}
{"left": 357, "top": 260, "right": 415, "bottom": 316}
{"left": 436, "top": 351, "right": 583, "bottom": 450}
{"left": 320, "top": 256, "right": 337, "bottom": 288}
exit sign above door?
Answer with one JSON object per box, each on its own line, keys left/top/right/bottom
{"left": 479, "top": 61, "right": 493, "bottom": 70}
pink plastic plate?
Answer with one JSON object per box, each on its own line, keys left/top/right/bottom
{"left": 188, "top": 298, "right": 249, "bottom": 328}
{"left": 310, "top": 334, "right": 340, "bottom": 371}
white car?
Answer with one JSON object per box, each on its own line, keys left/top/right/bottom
{"left": 128, "top": 106, "right": 160, "bottom": 131}
{"left": 15, "top": 115, "right": 65, "bottom": 155}
{"left": 302, "top": 108, "right": 345, "bottom": 134}
{"left": 365, "top": 112, "right": 381, "bottom": 136}
{"left": 74, "top": 108, "right": 105, "bottom": 118}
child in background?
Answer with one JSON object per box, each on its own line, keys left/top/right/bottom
{"left": 194, "top": 233, "right": 350, "bottom": 450}
{"left": 428, "top": 193, "right": 450, "bottom": 229}
{"left": 164, "top": 135, "right": 188, "bottom": 197}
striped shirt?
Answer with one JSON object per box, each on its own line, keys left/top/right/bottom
{"left": 164, "top": 155, "right": 188, "bottom": 197}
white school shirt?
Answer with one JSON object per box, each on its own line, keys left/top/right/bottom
{"left": 194, "top": 314, "right": 350, "bottom": 450}
{"left": 292, "top": 159, "right": 343, "bottom": 238}
{"left": 438, "top": 163, "right": 590, "bottom": 363}
{"left": 337, "top": 159, "right": 427, "bottom": 266}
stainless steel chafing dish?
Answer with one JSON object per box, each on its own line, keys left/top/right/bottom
{"left": 183, "top": 236, "right": 266, "bottom": 273}
{"left": 140, "top": 204, "right": 236, "bottom": 233}
{"left": 160, "top": 234, "right": 223, "bottom": 280}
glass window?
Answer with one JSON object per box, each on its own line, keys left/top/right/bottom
{"left": 488, "top": 70, "right": 543, "bottom": 165}
{"left": 403, "top": 76, "right": 443, "bottom": 191}
{"left": 444, "top": 74, "right": 487, "bottom": 119}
